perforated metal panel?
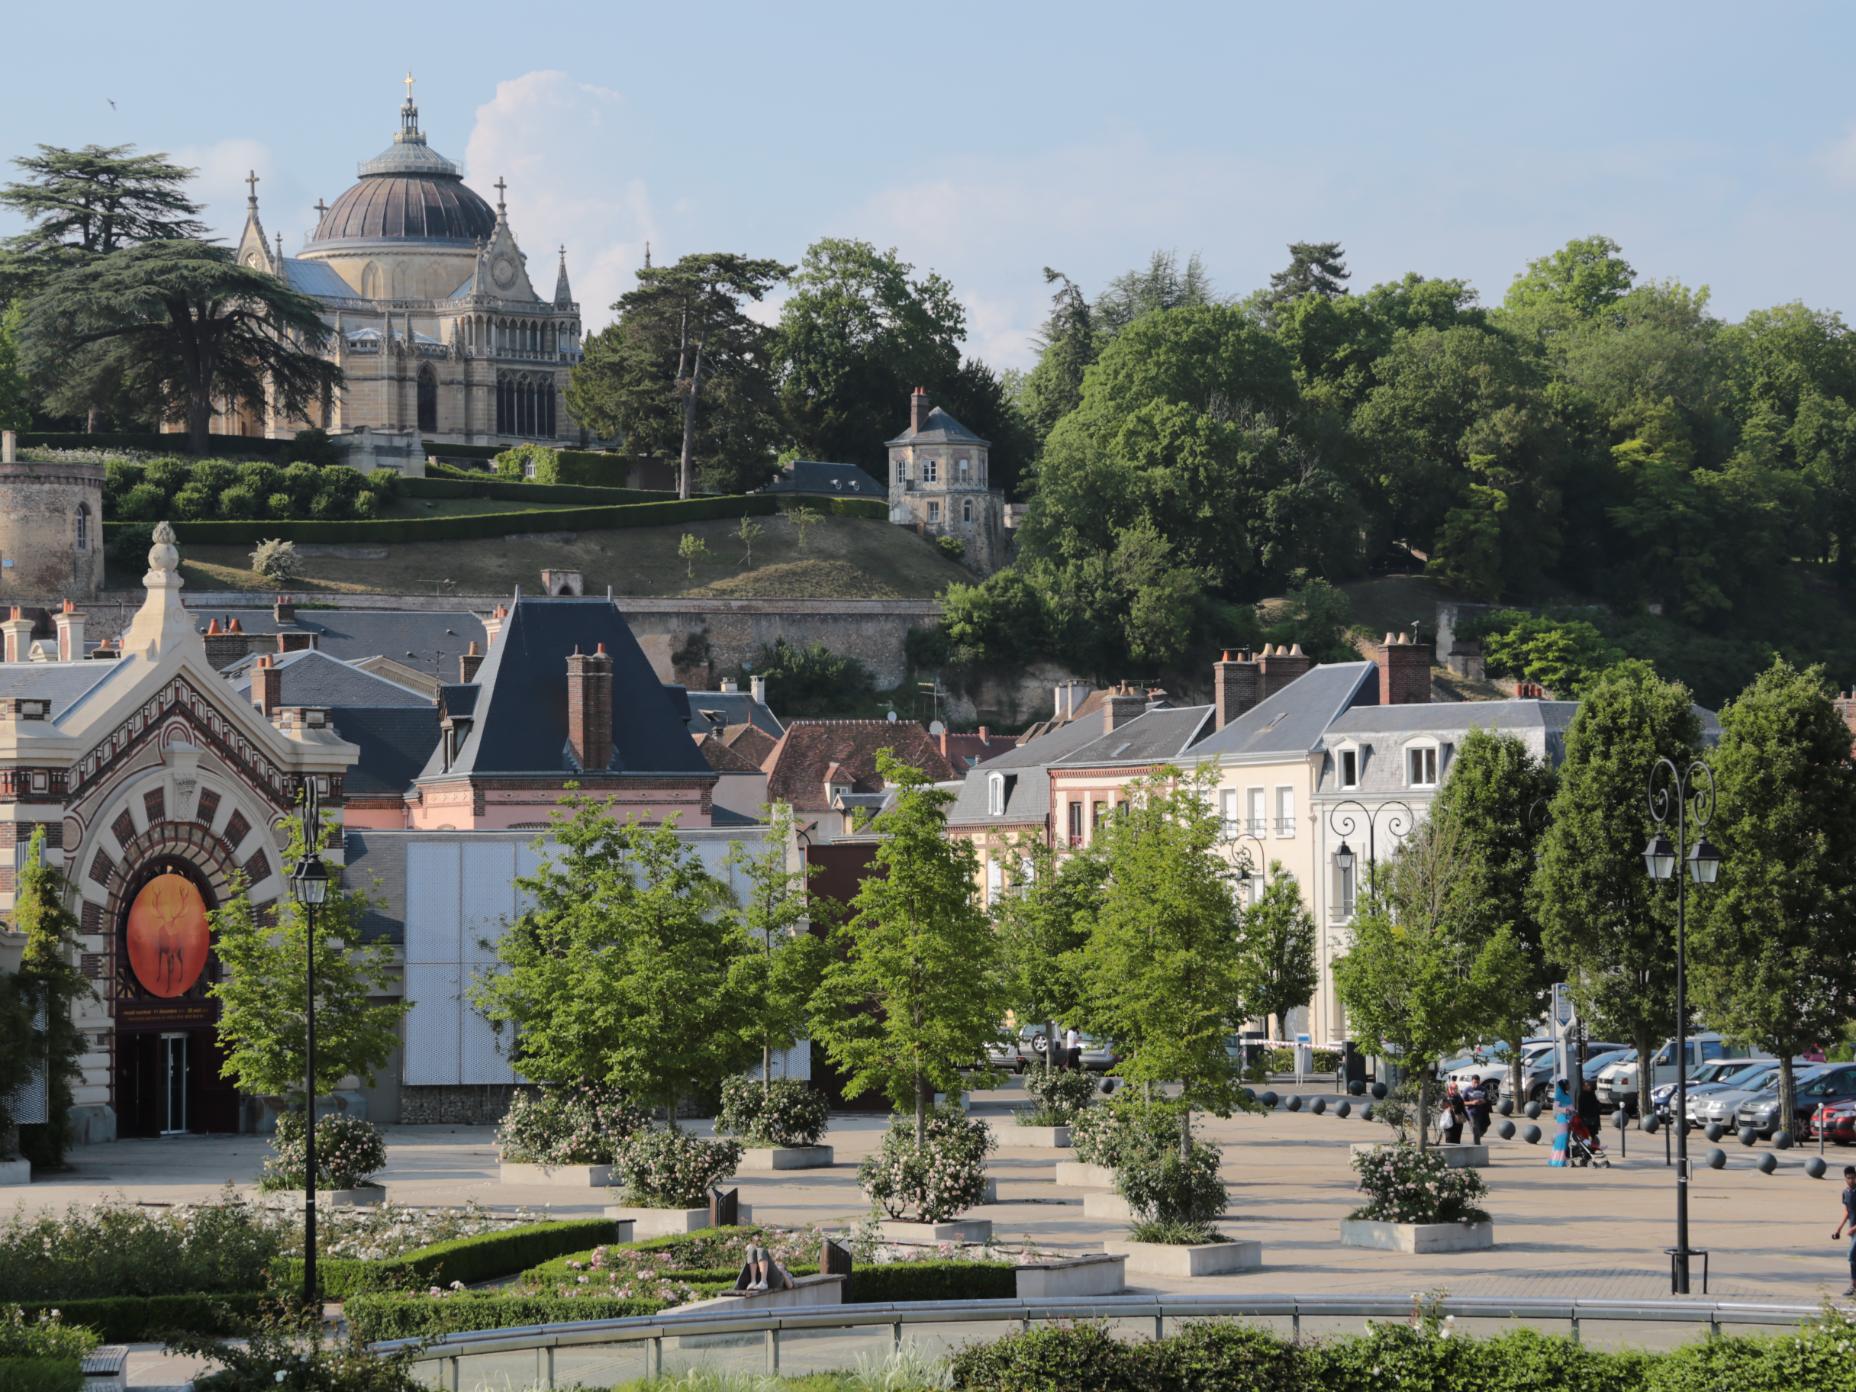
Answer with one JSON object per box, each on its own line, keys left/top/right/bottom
{"left": 461, "top": 842, "right": 516, "bottom": 967}
{"left": 402, "top": 963, "right": 461, "bottom": 1086}
{"left": 405, "top": 842, "right": 462, "bottom": 964}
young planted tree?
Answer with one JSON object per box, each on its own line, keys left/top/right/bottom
{"left": 470, "top": 795, "right": 759, "bottom": 1120}
{"left": 1691, "top": 659, "right": 1856, "bottom": 1132}
{"left": 1234, "top": 866, "right": 1318, "bottom": 1041}
{"left": 0, "top": 830, "right": 90, "bottom": 1165}
{"left": 785, "top": 505, "right": 820, "bottom": 552}
{"left": 677, "top": 532, "right": 708, "bottom": 580}
{"left": 993, "top": 837, "right": 1105, "bottom": 1059}
{"left": 811, "top": 754, "right": 1005, "bottom": 1144}
{"left": 724, "top": 806, "right": 827, "bottom": 1091}
{"left": 1532, "top": 660, "right": 1702, "bottom": 1117}
{"left": 737, "top": 515, "right": 764, "bottom": 568}
{"left": 209, "top": 818, "right": 405, "bottom": 1104}
{"left": 1083, "top": 766, "right": 1250, "bottom": 1158}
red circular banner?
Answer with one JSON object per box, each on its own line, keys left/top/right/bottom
{"left": 125, "top": 873, "right": 209, "bottom": 998}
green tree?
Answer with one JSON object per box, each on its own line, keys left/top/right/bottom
{"left": 1261, "top": 240, "right": 1350, "bottom": 319}
{"left": 469, "top": 794, "right": 758, "bottom": 1118}
{"left": 1234, "top": 867, "right": 1318, "bottom": 1039}
{"left": 0, "top": 301, "right": 29, "bottom": 433}
{"left": 775, "top": 238, "right": 965, "bottom": 469}
{"left": 737, "top": 639, "right": 875, "bottom": 718}
{"left": 736, "top": 514, "right": 763, "bottom": 567}
{"left": 1691, "top": 659, "right": 1856, "bottom": 1132}
{"left": 993, "top": 838, "right": 1105, "bottom": 1058}
{"left": 2, "top": 830, "right": 90, "bottom": 1166}
{"left": 785, "top": 505, "right": 820, "bottom": 552}
{"left": 1532, "top": 660, "right": 1702, "bottom": 1117}
{"left": 1082, "top": 766, "right": 1250, "bottom": 1157}
{"left": 565, "top": 252, "right": 789, "bottom": 499}
{"left": 1502, "top": 234, "right": 1635, "bottom": 327}
{"left": 1018, "top": 268, "right": 1096, "bottom": 442}
{"left": 676, "top": 531, "right": 708, "bottom": 580}
{"left": 810, "top": 754, "right": 1005, "bottom": 1143}
{"left": 208, "top": 817, "right": 405, "bottom": 1105}
{"left": 22, "top": 241, "right": 339, "bottom": 454}
{"left": 1093, "top": 249, "right": 1215, "bottom": 341}
{"left": 725, "top": 806, "right": 828, "bottom": 1091}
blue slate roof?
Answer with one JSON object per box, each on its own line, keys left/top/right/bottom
{"left": 227, "top": 649, "right": 431, "bottom": 708}
{"left": 283, "top": 258, "right": 361, "bottom": 300}
{"left": 330, "top": 705, "right": 441, "bottom": 796}
{"left": 765, "top": 460, "right": 886, "bottom": 498}
{"left": 1185, "top": 662, "right": 1379, "bottom": 760}
{"left": 200, "top": 609, "right": 484, "bottom": 673}
{"left": 886, "top": 406, "right": 989, "bottom": 447}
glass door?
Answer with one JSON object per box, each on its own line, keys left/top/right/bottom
{"left": 160, "top": 1033, "right": 189, "bottom": 1135}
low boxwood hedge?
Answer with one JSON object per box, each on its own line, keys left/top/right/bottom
{"left": 345, "top": 1292, "right": 662, "bottom": 1342}
{"left": 398, "top": 476, "right": 670, "bottom": 505}
{"left": 845, "top": 1260, "right": 1015, "bottom": 1304}
{"left": 275, "top": 1218, "right": 622, "bottom": 1299}
{"left": 105, "top": 493, "right": 883, "bottom": 548}
{"left": 19, "top": 431, "right": 293, "bottom": 459}
{"left": 14, "top": 1293, "right": 266, "bottom": 1342}
{"left": 0, "top": 1357, "right": 81, "bottom": 1392}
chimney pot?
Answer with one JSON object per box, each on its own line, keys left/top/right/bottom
{"left": 1378, "top": 630, "right": 1435, "bottom": 705}
{"left": 53, "top": 602, "right": 85, "bottom": 662}
{"left": 565, "top": 645, "right": 614, "bottom": 772}
{"left": 252, "top": 653, "right": 283, "bottom": 717}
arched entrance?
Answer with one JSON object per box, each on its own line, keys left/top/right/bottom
{"left": 417, "top": 363, "right": 438, "bottom": 434}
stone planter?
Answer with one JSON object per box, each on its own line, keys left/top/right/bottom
{"left": 1348, "top": 1142, "right": 1488, "bottom": 1169}
{"left": 1104, "top": 1238, "right": 1262, "bottom": 1277}
{"left": 0, "top": 1158, "right": 29, "bottom": 1186}
{"left": 499, "top": 1161, "right": 615, "bottom": 1188}
{"left": 322, "top": 1183, "right": 385, "bottom": 1208}
{"left": 1054, "top": 1160, "right": 1117, "bottom": 1189}
{"left": 1340, "top": 1218, "right": 1494, "bottom": 1253}
{"left": 669, "top": 1274, "right": 846, "bottom": 1314}
{"left": 736, "top": 1145, "right": 833, "bottom": 1172}
{"left": 878, "top": 1218, "right": 993, "bottom": 1244}
{"left": 1082, "top": 1191, "right": 1136, "bottom": 1222}
{"left": 1015, "top": 1254, "right": 1126, "bottom": 1298}
{"left": 1000, "top": 1123, "right": 1071, "bottom": 1148}
{"left": 605, "top": 1204, "right": 752, "bottom": 1238}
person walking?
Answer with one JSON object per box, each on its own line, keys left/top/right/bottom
{"left": 1063, "top": 1024, "right": 1082, "bottom": 1072}
{"left": 1440, "top": 1080, "right": 1466, "bottom": 1145}
{"left": 1465, "top": 1074, "right": 1492, "bottom": 1143}
{"left": 1835, "top": 1166, "right": 1856, "bottom": 1296}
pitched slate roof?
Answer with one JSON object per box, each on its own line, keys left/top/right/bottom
{"left": 200, "top": 609, "right": 484, "bottom": 672}
{"left": 762, "top": 719, "right": 955, "bottom": 812}
{"left": 764, "top": 460, "right": 886, "bottom": 498}
{"left": 329, "top": 706, "right": 442, "bottom": 796}
{"left": 1185, "top": 662, "right": 1378, "bottom": 760}
{"left": 946, "top": 708, "right": 1143, "bottom": 827}
{"left": 0, "top": 661, "right": 116, "bottom": 718}
{"left": 282, "top": 258, "right": 362, "bottom": 300}
{"left": 1324, "top": 698, "right": 1580, "bottom": 738}
{"left": 1053, "top": 705, "right": 1215, "bottom": 767}
{"left": 886, "top": 405, "right": 989, "bottom": 447}
{"left": 227, "top": 648, "right": 432, "bottom": 709}
{"left": 428, "top": 597, "right": 708, "bottom": 780}
{"left": 684, "top": 690, "right": 784, "bottom": 739}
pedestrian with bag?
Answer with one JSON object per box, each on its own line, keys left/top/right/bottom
{"left": 1834, "top": 1165, "right": 1856, "bottom": 1296}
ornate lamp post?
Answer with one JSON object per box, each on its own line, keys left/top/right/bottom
{"left": 289, "top": 780, "right": 330, "bottom": 1307}
{"left": 1644, "top": 756, "right": 1720, "bottom": 1296}
{"left": 1326, "top": 798, "right": 1417, "bottom": 890}
{"left": 1215, "top": 821, "right": 1268, "bottom": 889}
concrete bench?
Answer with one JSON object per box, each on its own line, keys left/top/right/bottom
{"left": 81, "top": 1345, "right": 127, "bottom": 1392}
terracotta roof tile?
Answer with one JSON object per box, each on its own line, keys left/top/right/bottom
{"left": 762, "top": 719, "right": 956, "bottom": 811}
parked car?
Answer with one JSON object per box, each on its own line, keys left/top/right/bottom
{"left": 984, "top": 1035, "right": 1028, "bottom": 1074}
{"left": 1650, "top": 1057, "right": 1774, "bottom": 1117}
{"left": 1810, "top": 1099, "right": 1856, "bottom": 1145}
{"left": 1019, "top": 1024, "right": 1119, "bottom": 1072}
{"left": 1443, "top": 1040, "right": 1553, "bottom": 1088}
{"left": 1689, "top": 1062, "right": 1783, "bottom": 1127}
{"left": 1595, "top": 1034, "right": 1734, "bottom": 1108}
{"left": 1519, "top": 1042, "right": 1633, "bottom": 1101}
{"left": 1738, "top": 1064, "right": 1856, "bottom": 1138}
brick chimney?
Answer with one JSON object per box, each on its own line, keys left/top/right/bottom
{"left": 53, "top": 600, "right": 84, "bottom": 662}
{"left": 251, "top": 654, "right": 282, "bottom": 717}
{"left": 749, "top": 674, "right": 767, "bottom": 706}
{"left": 459, "top": 640, "right": 484, "bottom": 683}
{"left": 1259, "top": 643, "right": 1314, "bottom": 699}
{"left": 274, "top": 594, "right": 295, "bottom": 625}
{"left": 277, "top": 630, "right": 316, "bottom": 654}
{"left": 1213, "top": 649, "right": 1263, "bottom": 730}
{"left": 1, "top": 608, "right": 32, "bottom": 664}
{"left": 565, "top": 643, "right": 614, "bottom": 772}
{"left": 1103, "top": 683, "right": 1145, "bottom": 733}
{"left": 1378, "top": 630, "right": 1435, "bottom": 705}
{"left": 483, "top": 604, "right": 507, "bottom": 649}
{"left": 909, "top": 386, "right": 931, "bottom": 433}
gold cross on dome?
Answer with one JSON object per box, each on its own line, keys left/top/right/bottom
{"left": 404, "top": 70, "right": 415, "bottom": 101}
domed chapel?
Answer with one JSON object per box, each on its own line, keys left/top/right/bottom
{"left": 229, "top": 76, "right": 583, "bottom": 445}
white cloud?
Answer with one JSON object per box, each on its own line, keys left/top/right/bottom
{"left": 465, "top": 70, "right": 656, "bottom": 328}
{"left": 174, "top": 137, "right": 273, "bottom": 245}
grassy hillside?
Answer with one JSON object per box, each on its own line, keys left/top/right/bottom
{"left": 165, "top": 515, "right": 970, "bottom": 600}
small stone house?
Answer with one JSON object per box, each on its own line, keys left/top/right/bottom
{"left": 887, "top": 389, "right": 1007, "bottom": 573}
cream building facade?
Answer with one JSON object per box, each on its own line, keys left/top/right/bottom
{"left": 226, "top": 79, "right": 583, "bottom": 446}
{"left": 887, "top": 388, "right": 1007, "bottom": 573}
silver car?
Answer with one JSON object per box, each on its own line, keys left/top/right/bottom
{"left": 1689, "top": 1062, "right": 1782, "bottom": 1127}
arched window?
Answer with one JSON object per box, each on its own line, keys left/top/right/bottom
{"left": 74, "top": 503, "right": 90, "bottom": 553}
{"left": 417, "top": 363, "right": 438, "bottom": 433}
{"left": 962, "top": 497, "right": 974, "bottom": 523}
{"left": 361, "top": 262, "right": 384, "bottom": 299}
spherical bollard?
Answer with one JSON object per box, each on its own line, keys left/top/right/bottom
{"left": 1706, "top": 1148, "right": 1727, "bottom": 1170}
{"left": 1738, "top": 1126, "right": 1759, "bottom": 1148}
{"left": 1498, "top": 1120, "right": 1515, "bottom": 1140}
{"left": 1643, "top": 1113, "right": 1661, "bottom": 1135}
{"left": 1287, "top": 1095, "right": 1303, "bottom": 1112}
{"left": 1336, "top": 1100, "right": 1351, "bottom": 1119}
{"left": 1758, "top": 1152, "right": 1778, "bottom": 1175}
{"left": 1311, "top": 1097, "right": 1327, "bottom": 1116}
{"left": 1261, "top": 1091, "right": 1279, "bottom": 1109}
{"left": 1348, "top": 1079, "right": 1366, "bottom": 1097}
{"left": 1371, "top": 1081, "right": 1388, "bottom": 1100}
{"left": 1705, "top": 1123, "right": 1725, "bottom": 1143}
{"left": 1498, "top": 1098, "right": 1513, "bottom": 1117}
{"left": 1525, "top": 1100, "right": 1542, "bottom": 1120}
{"left": 1775, "top": 1130, "right": 1794, "bottom": 1150}
{"left": 1522, "top": 1124, "right": 1541, "bottom": 1144}
{"left": 1614, "top": 1108, "right": 1631, "bottom": 1130}
{"left": 1809, "top": 1156, "right": 1829, "bottom": 1179}
{"left": 1361, "top": 1103, "right": 1375, "bottom": 1122}
{"left": 1239, "top": 1087, "right": 1256, "bottom": 1105}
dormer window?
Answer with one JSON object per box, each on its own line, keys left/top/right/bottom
{"left": 987, "top": 771, "right": 1006, "bottom": 816}
{"left": 1406, "top": 740, "right": 1440, "bottom": 788}
{"left": 1336, "top": 744, "right": 1360, "bottom": 789}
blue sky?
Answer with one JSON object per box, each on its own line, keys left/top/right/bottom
{"left": 6, "top": 1, "right": 1856, "bottom": 369}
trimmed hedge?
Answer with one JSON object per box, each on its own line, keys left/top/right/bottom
{"left": 345, "top": 1293, "right": 661, "bottom": 1342}
{"left": 14, "top": 1294, "right": 266, "bottom": 1342}
{"left": 104, "top": 493, "right": 885, "bottom": 547}
{"left": 398, "top": 476, "right": 670, "bottom": 505}
{"left": 20, "top": 431, "right": 294, "bottom": 459}
{"left": 275, "top": 1218, "right": 623, "bottom": 1300}
{"left": 0, "top": 1358, "right": 80, "bottom": 1392}
{"left": 845, "top": 1260, "right": 1014, "bottom": 1304}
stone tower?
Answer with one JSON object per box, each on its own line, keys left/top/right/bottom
{"left": 0, "top": 434, "right": 104, "bottom": 601}
{"left": 885, "top": 388, "right": 1007, "bottom": 573}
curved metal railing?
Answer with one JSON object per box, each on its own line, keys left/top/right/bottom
{"left": 380, "top": 1293, "right": 1831, "bottom": 1387}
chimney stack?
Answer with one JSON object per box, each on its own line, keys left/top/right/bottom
{"left": 749, "top": 673, "right": 767, "bottom": 706}
{"left": 1102, "top": 683, "right": 1145, "bottom": 733}
{"left": 1, "top": 608, "right": 32, "bottom": 664}
{"left": 483, "top": 604, "right": 508, "bottom": 649}
{"left": 53, "top": 600, "right": 84, "bottom": 662}
{"left": 0, "top": 431, "right": 14, "bottom": 465}
{"left": 1378, "top": 630, "right": 1435, "bottom": 705}
{"left": 1053, "top": 681, "right": 1088, "bottom": 722}
{"left": 252, "top": 654, "right": 282, "bottom": 717}
{"left": 274, "top": 594, "right": 296, "bottom": 625}
{"left": 909, "top": 386, "right": 930, "bottom": 434}
{"left": 1213, "top": 649, "right": 1263, "bottom": 730}
{"left": 1258, "top": 642, "right": 1314, "bottom": 699}
{"left": 565, "top": 642, "right": 614, "bottom": 772}
{"left": 459, "top": 640, "right": 484, "bottom": 684}
{"left": 719, "top": 677, "right": 738, "bottom": 694}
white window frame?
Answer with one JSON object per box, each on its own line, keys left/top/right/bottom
{"left": 957, "top": 456, "right": 970, "bottom": 481}
{"left": 985, "top": 857, "right": 1004, "bottom": 906}
{"left": 962, "top": 497, "right": 974, "bottom": 523}
{"left": 1275, "top": 785, "right": 1295, "bottom": 837}
{"left": 923, "top": 457, "right": 939, "bottom": 483}
{"left": 1405, "top": 739, "right": 1441, "bottom": 789}
{"left": 1220, "top": 788, "right": 1239, "bottom": 840}
{"left": 1334, "top": 856, "right": 1357, "bottom": 921}
{"left": 927, "top": 500, "right": 941, "bottom": 523}
{"left": 1334, "top": 741, "right": 1360, "bottom": 790}
{"left": 987, "top": 771, "right": 1006, "bottom": 817}
{"left": 1246, "top": 787, "right": 1268, "bottom": 838}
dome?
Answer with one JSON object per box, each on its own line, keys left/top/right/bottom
{"left": 306, "top": 91, "right": 498, "bottom": 248}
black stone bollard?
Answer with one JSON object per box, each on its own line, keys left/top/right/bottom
{"left": 1738, "top": 1126, "right": 1759, "bottom": 1148}
{"left": 1809, "top": 1156, "right": 1829, "bottom": 1179}
{"left": 1497, "top": 1120, "right": 1515, "bottom": 1140}
{"left": 1758, "top": 1153, "right": 1778, "bottom": 1175}
{"left": 1336, "top": 1100, "right": 1351, "bottom": 1119}
{"left": 1522, "top": 1124, "right": 1541, "bottom": 1144}
{"left": 1706, "top": 1148, "right": 1727, "bottom": 1170}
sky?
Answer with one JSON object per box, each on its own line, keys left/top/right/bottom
{"left": 6, "top": 2, "right": 1856, "bottom": 372}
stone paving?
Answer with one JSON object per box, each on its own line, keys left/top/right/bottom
{"left": 5, "top": 1083, "right": 1849, "bottom": 1384}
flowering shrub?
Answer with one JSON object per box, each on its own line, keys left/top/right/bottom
{"left": 859, "top": 1108, "right": 995, "bottom": 1223}
{"left": 614, "top": 1128, "right": 744, "bottom": 1209}
{"left": 494, "top": 1083, "right": 648, "bottom": 1165}
{"left": 1113, "top": 1112, "right": 1226, "bottom": 1230}
{"left": 260, "top": 1113, "right": 388, "bottom": 1191}
{"left": 1017, "top": 1063, "right": 1099, "bottom": 1126}
{"left": 0, "top": 1192, "right": 284, "bottom": 1300}
{"left": 1350, "top": 1143, "right": 1489, "bottom": 1225}
{"left": 0, "top": 1306, "right": 98, "bottom": 1360}
{"left": 275, "top": 1200, "right": 548, "bottom": 1261}
{"left": 1071, "top": 1097, "right": 1185, "bottom": 1169}
{"left": 715, "top": 1077, "right": 830, "bottom": 1148}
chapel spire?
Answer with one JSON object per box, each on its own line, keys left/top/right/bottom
{"left": 554, "top": 245, "right": 573, "bottom": 307}
{"left": 396, "top": 70, "right": 425, "bottom": 145}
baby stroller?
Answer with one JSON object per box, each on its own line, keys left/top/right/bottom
{"left": 1567, "top": 1113, "right": 1610, "bottom": 1168}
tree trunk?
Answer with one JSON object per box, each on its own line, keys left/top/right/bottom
{"left": 1416, "top": 1071, "right": 1430, "bottom": 1153}
{"left": 1634, "top": 1031, "right": 1655, "bottom": 1122}
{"left": 678, "top": 335, "right": 704, "bottom": 502}
{"left": 1178, "top": 1104, "right": 1192, "bottom": 1163}
{"left": 914, "top": 1074, "right": 928, "bottom": 1148}
{"left": 1779, "top": 1056, "right": 1797, "bottom": 1143}
{"left": 187, "top": 396, "right": 211, "bottom": 456}
{"left": 85, "top": 405, "right": 99, "bottom": 435}
{"left": 1508, "top": 1031, "right": 1524, "bottom": 1111}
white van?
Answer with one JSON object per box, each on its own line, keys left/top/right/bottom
{"left": 1595, "top": 1034, "right": 1749, "bottom": 1109}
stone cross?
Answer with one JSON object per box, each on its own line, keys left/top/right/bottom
{"left": 493, "top": 177, "right": 507, "bottom": 213}
{"left": 245, "top": 169, "right": 259, "bottom": 205}
{"left": 314, "top": 198, "right": 329, "bottom": 219}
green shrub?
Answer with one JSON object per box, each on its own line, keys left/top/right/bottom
{"left": 118, "top": 482, "right": 165, "bottom": 520}
{"left": 494, "top": 1082, "right": 648, "bottom": 1166}
{"left": 191, "top": 460, "right": 237, "bottom": 496}
{"left": 0, "top": 1357, "right": 80, "bottom": 1392}
{"left": 351, "top": 490, "right": 380, "bottom": 520}
{"left": 264, "top": 490, "right": 293, "bottom": 518}
{"left": 843, "top": 1259, "right": 1014, "bottom": 1304}
{"left": 494, "top": 443, "right": 559, "bottom": 482}
{"left": 19, "top": 431, "right": 290, "bottom": 459}
{"left": 950, "top": 1323, "right": 1138, "bottom": 1391}
{"left": 344, "top": 1292, "right": 660, "bottom": 1342}
{"left": 936, "top": 534, "right": 966, "bottom": 560}
{"left": 859, "top": 1108, "right": 994, "bottom": 1223}
{"left": 0, "top": 1200, "right": 283, "bottom": 1301}
{"left": 367, "top": 469, "right": 403, "bottom": 500}
{"left": 259, "top": 1113, "right": 387, "bottom": 1191}
{"left": 614, "top": 1128, "right": 743, "bottom": 1209}
{"left": 238, "top": 461, "right": 282, "bottom": 498}
{"left": 1019, "top": 1062, "right": 1098, "bottom": 1126}
{"left": 286, "top": 428, "right": 336, "bottom": 466}
{"left": 143, "top": 457, "right": 189, "bottom": 496}
{"left": 217, "top": 484, "right": 259, "bottom": 519}
{"left": 280, "top": 462, "right": 320, "bottom": 509}
{"left": 276, "top": 1218, "right": 622, "bottom": 1300}
{"left": 1350, "top": 1142, "right": 1488, "bottom": 1225}
{"left": 716, "top": 1077, "right": 830, "bottom": 1148}
{"left": 1071, "top": 1097, "right": 1184, "bottom": 1170}
{"left": 12, "top": 1295, "right": 265, "bottom": 1342}
{"left": 169, "top": 1305, "right": 424, "bottom": 1392}
{"left": 0, "top": 1311, "right": 94, "bottom": 1363}
{"left": 171, "top": 483, "right": 214, "bottom": 520}
{"left": 1116, "top": 1136, "right": 1226, "bottom": 1230}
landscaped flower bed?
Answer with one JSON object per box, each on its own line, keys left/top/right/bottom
{"left": 1015, "top": 1063, "right": 1098, "bottom": 1127}
{"left": 1342, "top": 1142, "right": 1493, "bottom": 1252}
{"left": 494, "top": 1082, "right": 647, "bottom": 1166}
{"left": 860, "top": 1109, "right": 995, "bottom": 1224}
{"left": 716, "top": 1077, "right": 830, "bottom": 1149}
{"left": 612, "top": 1127, "right": 744, "bottom": 1209}
{"left": 258, "top": 1113, "right": 387, "bottom": 1195}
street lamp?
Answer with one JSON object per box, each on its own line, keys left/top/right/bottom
{"left": 1325, "top": 799, "right": 1416, "bottom": 887}
{"left": 289, "top": 779, "right": 329, "bottom": 1308}
{"left": 1645, "top": 755, "right": 1718, "bottom": 1296}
